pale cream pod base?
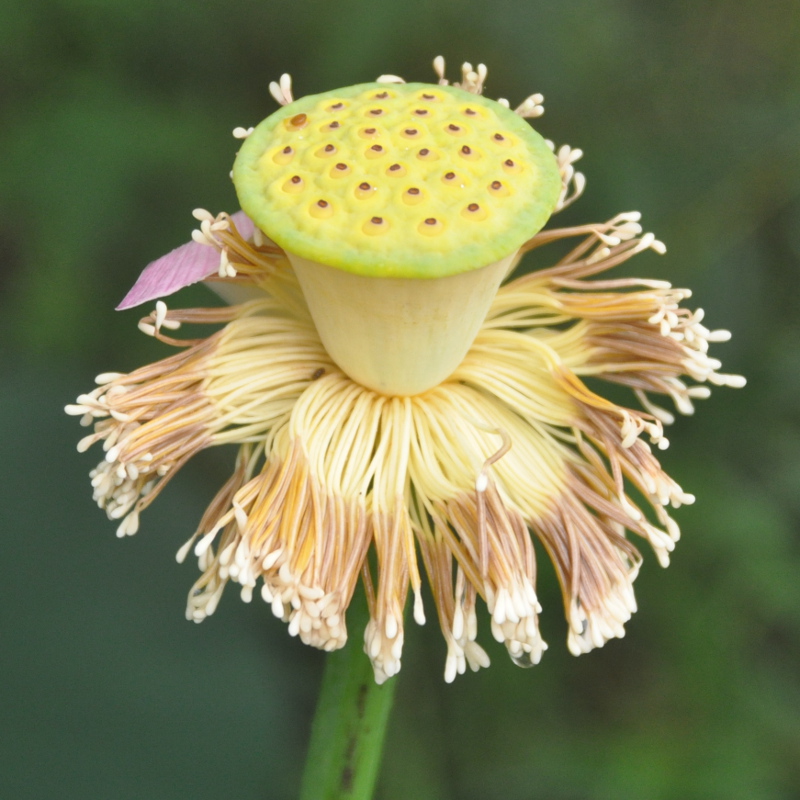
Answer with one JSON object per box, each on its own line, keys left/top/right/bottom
{"left": 289, "top": 253, "right": 515, "bottom": 396}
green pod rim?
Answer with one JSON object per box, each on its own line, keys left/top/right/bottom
{"left": 233, "top": 81, "right": 561, "bottom": 279}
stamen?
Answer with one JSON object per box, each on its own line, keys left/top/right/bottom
{"left": 268, "top": 73, "right": 294, "bottom": 106}
{"left": 514, "top": 93, "right": 545, "bottom": 119}
{"left": 375, "top": 74, "right": 406, "bottom": 84}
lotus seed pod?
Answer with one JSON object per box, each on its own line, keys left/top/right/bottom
{"left": 233, "top": 81, "right": 561, "bottom": 395}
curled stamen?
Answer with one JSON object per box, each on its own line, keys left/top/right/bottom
{"left": 547, "top": 142, "right": 586, "bottom": 212}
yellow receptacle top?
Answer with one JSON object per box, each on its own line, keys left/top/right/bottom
{"left": 233, "top": 82, "right": 560, "bottom": 278}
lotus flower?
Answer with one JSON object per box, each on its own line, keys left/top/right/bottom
{"left": 67, "top": 58, "right": 744, "bottom": 683}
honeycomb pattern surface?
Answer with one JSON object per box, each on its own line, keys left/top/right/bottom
{"left": 233, "top": 82, "right": 560, "bottom": 278}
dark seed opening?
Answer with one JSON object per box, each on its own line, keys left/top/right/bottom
{"left": 445, "top": 172, "right": 455, "bottom": 179}
{"left": 448, "top": 124, "right": 460, "bottom": 131}
{"left": 491, "top": 180, "right": 502, "bottom": 189}
{"left": 505, "top": 159, "right": 515, "bottom": 167}
{"left": 407, "top": 188, "right": 420, "bottom": 195}
{"left": 291, "top": 175, "right": 302, "bottom": 184}
{"left": 371, "top": 144, "right": 383, "bottom": 152}
{"left": 359, "top": 182, "right": 371, "bottom": 190}
{"left": 465, "top": 108, "right": 477, "bottom": 116}
{"left": 422, "top": 93, "right": 435, "bottom": 99}
{"left": 375, "top": 91, "right": 389, "bottom": 99}
{"left": 364, "top": 127, "right": 377, "bottom": 134}
{"left": 329, "top": 121, "right": 340, "bottom": 129}
{"left": 414, "top": 109, "right": 428, "bottom": 115}
{"left": 290, "top": 113, "right": 307, "bottom": 126}
{"left": 405, "top": 129, "right": 418, "bottom": 135}
{"left": 324, "top": 144, "right": 335, "bottom": 152}
{"left": 494, "top": 133, "right": 505, "bottom": 141}
{"left": 331, "top": 102, "right": 344, "bottom": 110}
{"left": 317, "top": 200, "right": 328, "bottom": 207}
{"left": 371, "top": 216, "right": 383, "bottom": 224}
{"left": 425, "top": 218, "right": 437, "bottom": 225}
{"left": 389, "top": 164, "right": 401, "bottom": 171}
{"left": 468, "top": 203, "right": 480, "bottom": 211}
{"left": 282, "top": 146, "right": 292, "bottom": 154}
{"left": 369, "top": 109, "right": 383, "bottom": 116}
{"left": 419, "top": 148, "right": 430, "bottom": 156}
{"left": 335, "top": 163, "right": 347, "bottom": 170}
{"left": 461, "top": 145, "right": 472, "bottom": 154}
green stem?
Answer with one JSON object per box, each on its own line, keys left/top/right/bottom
{"left": 299, "top": 593, "right": 397, "bottom": 800}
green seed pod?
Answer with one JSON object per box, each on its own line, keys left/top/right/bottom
{"left": 233, "top": 80, "right": 561, "bottom": 395}
{"left": 234, "top": 82, "right": 560, "bottom": 279}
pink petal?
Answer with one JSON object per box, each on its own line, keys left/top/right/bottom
{"left": 116, "top": 211, "right": 255, "bottom": 310}
{"left": 230, "top": 210, "right": 255, "bottom": 240}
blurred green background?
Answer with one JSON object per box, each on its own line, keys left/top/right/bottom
{"left": 1, "top": 0, "right": 798, "bottom": 798}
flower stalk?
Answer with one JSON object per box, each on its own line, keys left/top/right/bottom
{"left": 299, "top": 593, "right": 397, "bottom": 800}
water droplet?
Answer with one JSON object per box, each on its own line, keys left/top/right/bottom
{"left": 510, "top": 651, "right": 536, "bottom": 668}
